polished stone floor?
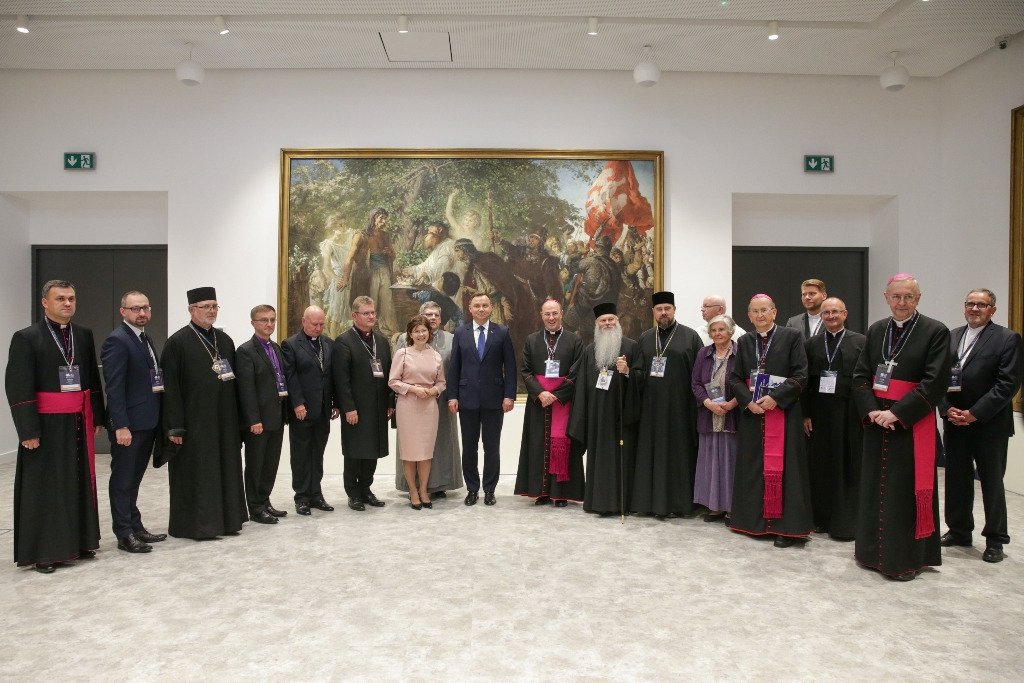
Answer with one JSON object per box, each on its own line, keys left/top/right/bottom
{"left": 0, "top": 456, "right": 1021, "bottom": 682}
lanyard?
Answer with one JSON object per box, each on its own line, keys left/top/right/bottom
{"left": 546, "top": 328, "right": 563, "bottom": 360}
{"left": 955, "top": 326, "right": 983, "bottom": 366}
{"left": 883, "top": 312, "right": 918, "bottom": 364}
{"left": 755, "top": 325, "right": 777, "bottom": 370}
{"left": 353, "top": 328, "right": 377, "bottom": 361}
{"left": 308, "top": 335, "right": 324, "bottom": 371}
{"left": 809, "top": 316, "right": 823, "bottom": 337}
{"left": 712, "top": 349, "right": 730, "bottom": 379}
{"left": 189, "top": 323, "right": 221, "bottom": 362}
{"left": 824, "top": 329, "right": 846, "bottom": 370}
{"left": 46, "top": 320, "right": 75, "bottom": 366}
{"left": 655, "top": 323, "right": 678, "bottom": 359}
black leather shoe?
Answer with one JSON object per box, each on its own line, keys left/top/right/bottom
{"left": 535, "top": 496, "right": 552, "bottom": 505}
{"left": 310, "top": 499, "right": 335, "bottom": 512}
{"left": 34, "top": 563, "right": 56, "bottom": 574}
{"left": 464, "top": 491, "right": 479, "bottom": 506}
{"left": 983, "top": 547, "right": 1006, "bottom": 563}
{"left": 773, "top": 535, "right": 795, "bottom": 548}
{"left": 78, "top": 549, "right": 97, "bottom": 559}
{"left": 117, "top": 534, "right": 153, "bottom": 553}
{"left": 814, "top": 525, "right": 828, "bottom": 534}
{"left": 704, "top": 512, "right": 726, "bottom": 523}
{"left": 136, "top": 528, "right": 167, "bottom": 543}
{"left": 410, "top": 500, "right": 422, "bottom": 510}
{"left": 422, "top": 500, "right": 433, "bottom": 509}
{"left": 554, "top": 500, "right": 568, "bottom": 508}
{"left": 940, "top": 532, "right": 972, "bottom": 547}
{"left": 296, "top": 503, "right": 312, "bottom": 516}
{"left": 484, "top": 492, "right": 496, "bottom": 506}
{"left": 249, "top": 511, "right": 278, "bottom": 524}
{"left": 893, "top": 571, "right": 917, "bottom": 582}
{"left": 430, "top": 491, "right": 447, "bottom": 500}
{"left": 363, "top": 492, "right": 385, "bottom": 508}
{"left": 265, "top": 503, "right": 288, "bottom": 517}
{"left": 347, "top": 498, "right": 365, "bottom": 512}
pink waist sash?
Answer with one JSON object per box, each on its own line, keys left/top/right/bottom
{"left": 536, "top": 375, "right": 572, "bottom": 482}
{"left": 872, "top": 377, "right": 935, "bottom": 539}
{"left": 747, "top": 380, "right": 785, "bottom": 519}
{"left": 36, "top": 390, "right": 98, "bottom": 503}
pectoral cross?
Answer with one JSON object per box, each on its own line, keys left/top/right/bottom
{"left": 884, "top": 360, "right": 898, "bottom": 373}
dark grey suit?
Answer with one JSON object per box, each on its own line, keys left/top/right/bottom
{"left": 236, "top": 335, "right": 288, "bottom": 515}
{"left": 785, "top": 312, "right": 826, "bottom": 343}
{"left": 282, "top": 331, "right": 336, "bottom": 504}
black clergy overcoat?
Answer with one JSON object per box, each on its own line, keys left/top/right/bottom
{"left": 332, "top": 328, "right": 394, "bottom": 459}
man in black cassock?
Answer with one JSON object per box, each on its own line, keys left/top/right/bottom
{"left": 632, "top": 291, "right": 703, "bottom": 518}
{"left": 333, "top": 295, "right": 394, "bottom": 511}
{"left": 159, "top": 287, "right": 247, "bottom": 539}
{"left": 567, "top": 303, "right": 644, "bottom": 516}
{"left": 800, "top": 297, "right": 866, "bottom": 541}
{"left": 852, "top": 275, "right": 949, "bottom": 581}
{"left": 6, "top": 280, "right": 105, "bottom": 573}
{"left": 514, "top": 299, "right": 586, "bottom": 506}
{"left": 728, "top": 294, "right": 813, "bottom": 548}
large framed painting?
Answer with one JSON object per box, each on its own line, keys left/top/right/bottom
{"left": 279, "top": 148, "right": 664, "bottom": 391}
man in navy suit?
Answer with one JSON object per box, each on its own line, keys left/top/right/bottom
{"left": 448, "top": 292, "right": 517, "bottom": 506}
{"left": 939, "top": 288, "right": 1024, "bottom": 563}
{"left": 101, "top": 291, "right": 166, "bottom": 553}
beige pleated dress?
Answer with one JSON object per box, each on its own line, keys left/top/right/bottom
{"left": 388, "top": 346, "right": 446, "bottom": 461}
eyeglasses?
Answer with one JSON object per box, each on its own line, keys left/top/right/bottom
{"left": 821, "top": 310, "right": 847, "bottom": 316}
{"left": 253, "top": 317, "right": 276, "bottom": 324}
{"left": 125, "top": 306, "right": 152, "bottom": 314}
{"left": 749, "top": 308, "right": 774, "bottom": 315}
{"left": 701, "top": 304, "right": 723, "bottom": 310}
{"left": 354, "top": 311, "right": 377, "bottom": 317}
{"left": 887, "top": 294, "right": 918, "bottom": 303}
{"left": 964, "top": 302, "right": 993, "bottom": 310}
{"left": 191, "top": 304, "right": 220, "bottom": 311}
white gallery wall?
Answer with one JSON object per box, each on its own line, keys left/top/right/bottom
{"left": 0, "top": 36, "right": 1022, "bottom": 487}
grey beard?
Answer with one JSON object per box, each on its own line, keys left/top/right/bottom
{"left": 594, "top": 322, "right": 623, "bottom": 370}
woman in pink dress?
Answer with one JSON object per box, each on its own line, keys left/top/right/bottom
{"left": 388, "top": 315, "right": 446, "bottom": 509}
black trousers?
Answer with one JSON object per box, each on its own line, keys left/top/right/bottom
{"left": 459, "top": 408, "right": 504, "bottom": 493}
{"left": 108, "top": 428, "right": 157, "bottom": 539}
{"left": 344, "top": 458, "right": 378, "bottom": 499}
{"left": 943, "top": 427, "right": 1010, "bottom": 547}
{"left": 289, "top": 414, "right": 330, "bottom": 504}
{"left": 243, "top": 427, "right": 283, "bottom": 515}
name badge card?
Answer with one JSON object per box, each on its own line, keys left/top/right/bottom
{"left": 213, "top": 359, "right": 235, "bottom": 381}
{"left": 650, "top": 357, "right": 667, "bottom": 378}
{"left": 819, "top": 370, "right": 838, "bottom": 395}
{"left": 873, "top": 364, "right": 892, "bottom": 391}
{"left": 150, "top": 368, "right": 165, "bottom": 393}
{"left": 545, "top": 359, "right": 561, "bottom": 378}
{"left": 59, "top": 365, "right": 81, "bottom": 392}
{"left": 277, "top": 378, "right": 289, "bottom": 397}
{"left": 371, "top": 359, "right": 384, "bottom": 378}
{"left": 705, "top": 383, "right": 725, "bottom": 402}
{"left": 596, "top": 369, "right": 612, "bottom": 391}
{"left": 948, "top": 366, "right": 963, "bottom": 392}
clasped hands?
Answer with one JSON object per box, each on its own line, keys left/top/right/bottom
{"left": 409, "top": 385, "right": 439, "bottom": 399}
{"left": 868, "top": 409, "right": 900, "bottom": 430}
{"left": 703, "top": 398, "right": 736, "bottom": 416}
{"left": 945, "top": 407, "right": 976, "bottom": 426}
{"left": 746, "top": 395, "right": 777, "bottom": 415}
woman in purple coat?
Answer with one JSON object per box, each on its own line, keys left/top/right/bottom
{"left": 691, "top": 315, "right": 740, "bottom": 522}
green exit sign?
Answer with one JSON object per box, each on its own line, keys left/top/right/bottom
{"left": 805, "top": 155, "right": 833, "bottom": 172}
{"left": 64, "top": 153, "right": 95, "bottom": 170}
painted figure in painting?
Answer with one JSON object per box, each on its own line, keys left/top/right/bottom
{"left": 340, "top": 208, "right": 398, "bottom": 336}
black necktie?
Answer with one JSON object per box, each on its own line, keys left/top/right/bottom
{"left": 140, "top": 332, "right": 155, "bottom": 369}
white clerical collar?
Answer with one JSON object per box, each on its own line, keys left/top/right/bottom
{"left": 894, "top": 317, "right": 909, "bottom": 328}
{"left": 758, "top": 325, "right": 775, "bottom": 338}
{"left": 125, "top": 321, "right": 145, "bottom": 337}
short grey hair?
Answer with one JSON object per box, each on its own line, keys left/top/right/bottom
{"left": 967, "top": 288, "right": 996, "bottom": 306}
{"left": 707, "top": 314, "right": 736, "bottom": 335}
{"left": 42, "top": 280, "right": 75, "bottom": 298}
{"left": 419, "top": 301, "right": 442, "bottom": 314}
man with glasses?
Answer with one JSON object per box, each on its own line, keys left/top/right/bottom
{"left": 938, "top": 289, "right": 1023, "bottom": 563}
{"left": 160, "top": 287, "right": 247, "bottom": 539}
{"left": 852, "top": 275, "right": 950, "bottom": 581}
{"left": 799, "top": 297, "right": 866, "bottom": 541}
{"left": 282, "top": 305, "right": 339, "bottom": 516}
{"left": 236, "top": 304, "right": 291, "bottom": 525}
{"left": 332, "top": 296, "right": 394, "bottom": 511}
{"left": 786, "top": 279, "right": 828, "bottom": 342}
{"left": 100, "top": 291, "right": 166, "bottom": 553}
{"left": 696, "top": 295, "right": 746, "bottom": 346}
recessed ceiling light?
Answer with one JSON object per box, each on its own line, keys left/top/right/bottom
{"left": 587, "top": 17, "right": 598, "bottom": 36}
{"left": 397, "top": 15, "right": 409, "bottom": 33}
{"left": 768, "top": 21, "right": 779, "bottom": 40}
{"left": 16, "top": 14, "right": 29, "bottom": 33}
{"left": 214, "top": 16, "right": 229, "bottom": 35}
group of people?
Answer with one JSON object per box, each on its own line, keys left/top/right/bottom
{"left": 7, "top": 274, "right": 1021, "bottom": 583}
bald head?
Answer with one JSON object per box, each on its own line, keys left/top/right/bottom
{"left": 701, "top": 294, "right": 727, "bottom": 322}
{"left": 821, "top": 297, "right": 848, "bottom": 334}
{"left": 302, "top": 305, "right": 326, "bottom": 338}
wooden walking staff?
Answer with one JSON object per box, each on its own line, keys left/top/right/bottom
{"left": 619, "top": 353, "right": 626, "bottom": 524}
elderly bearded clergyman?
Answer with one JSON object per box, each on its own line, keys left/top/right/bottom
{"left": 567, "top": 302, "right": 644, "bottom": 517}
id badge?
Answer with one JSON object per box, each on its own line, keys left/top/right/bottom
{"left": 948, "top": 366, "right": 963, "bottom": 392}
{"left": 705, "top": 383, "right": 725, "bottom": 402}
{"left": 819, "top": 370, "right": 838, "bottom": 395}
{"left": 873, "top": 364, "right": 892, "bottom": 391}
{"left": 596, "top": 369, "right": 612, "bottom": 391}
{"left": 544, "top": 359, "right": 561, "bottom": 378}
{"left": 215, "top": 359, "right": 235, "bottom": 381}
{"left": 650, "top": 357, "right": 667, "bottom": 378}
{"left": 371, "top": 359, "right": 384, "bottom": 378}
{"left": 150, "top": 368, "right": 165, "bottom": 393}
{"left": 59, "top": 365, "right": 81, "bottom": 392}
{"left": 277, "top": 378, "right": 289, "bottom": 397}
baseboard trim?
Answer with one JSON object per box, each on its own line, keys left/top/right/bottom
{"left": 0, "top": 449, "right": 16, "bottom": 465}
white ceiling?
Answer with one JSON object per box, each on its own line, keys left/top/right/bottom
{"left": 1, "top": 0, "right": 1022, "bottom": 77}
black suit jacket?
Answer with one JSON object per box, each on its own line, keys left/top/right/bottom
{"left": 281, "top": 331, "right": 336, "bottom": 421}
{"left": 939, "top": 321, "right": 1023, "bottom": 439}
{"left": 447, "top": 321, "right": 517, "bottom": 410}
{"left": 235, "top": 335, "right": 289, "bottom": 431}
{"left": 785, "top": 312, "right": 826, "bottom": 343}
{"left": 101, "top": 322, "right": 162, "bottom": 434}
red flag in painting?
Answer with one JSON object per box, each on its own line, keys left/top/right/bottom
{"left": 583, "top": 161, "right": 654, "bottom": 246}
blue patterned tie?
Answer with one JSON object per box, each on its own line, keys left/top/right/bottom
{"left": 477, "top": 325, "right": 486, "bottom": 360}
